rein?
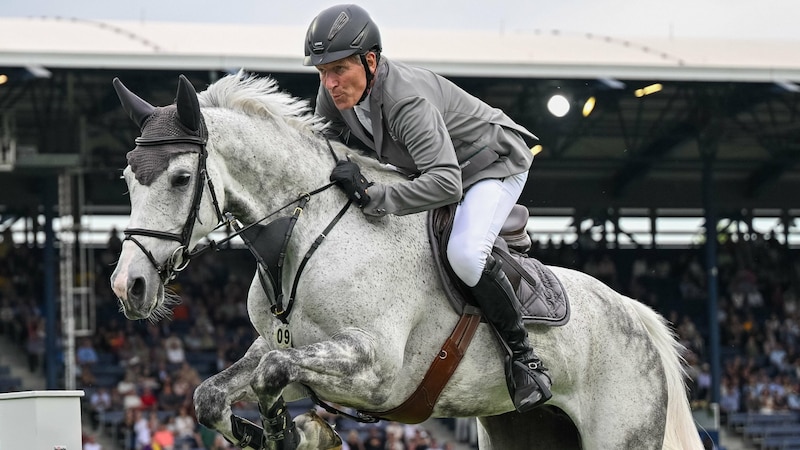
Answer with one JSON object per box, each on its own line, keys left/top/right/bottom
{"left": 267, "top": 139, "right": 347, "bottom": 323}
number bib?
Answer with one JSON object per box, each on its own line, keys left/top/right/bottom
{"left": 274, "top": 324, "right": 292, "bottom": 348}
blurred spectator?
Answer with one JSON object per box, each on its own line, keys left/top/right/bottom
{"left": 118, "top": 370, "right": 143, "bottom": 411}
{"left": 343, "top": 429, "right": 366, "bottom": 450}
{"left": 158, "top": 381, "right": 185, "bottom": 412}
{"left": 25, "top": 314, "right": 45, "bottom": 373}
{"left": 183, "top": 326, "right": 204, "bottom": 352}
{"left": 385, "top": 431, "right": 406, "bottom": 450}
{"left": 386, "top": 421, "right": 404, "bottom": 443}
{"left": 152, "top": 419, "right": 176, "bottom": 450}
{"left": 77, "top": 337, "right": 100, "bottom": 367}
{"left": 719, "top": 376, "right": 741, "bottom": 415}
{"left": 83, "top": 433, "right": 102, "bottom": 450}
{"left": 89, "top": 387, "right": 113, "bottom": 429}
{"left": 164, "top": 333, "right": 186, "bottom": 367}
{"left": 133, "top": 409, "right": 152, "bottom": 450}
{"left": 173, "top": 405, "right": 200, "bottom": 448}
{"left": 427, "top": 438, "right": 443, "bottom": 450}
{"left": 139, "top": 385, "right": 158, "bottom": 411}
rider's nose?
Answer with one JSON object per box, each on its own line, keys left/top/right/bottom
{"left": 323, "top": 74, "right": 337, "bottom": 90}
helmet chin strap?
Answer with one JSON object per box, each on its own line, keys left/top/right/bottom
{"left": 356, "top": 52, "right": 379, "bottom": 105}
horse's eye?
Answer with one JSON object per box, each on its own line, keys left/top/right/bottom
{"left": 170, "top": 171, "right": 192, "bottom": 188}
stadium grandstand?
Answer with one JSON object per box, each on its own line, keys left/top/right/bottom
{"left": 1, "top": 15, "right": 800, "bottom": 450}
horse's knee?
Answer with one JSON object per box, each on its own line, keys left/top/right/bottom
{"left": 194, "top": 381, "right": 229, "bottom": 428}
{"left": 250, "top": 356, "right": 289, "bottom": 398}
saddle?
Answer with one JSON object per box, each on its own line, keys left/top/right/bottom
{"left": 429, "top": 203, "right": 570, "bottom": 326}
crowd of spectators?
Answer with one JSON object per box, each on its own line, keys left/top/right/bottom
{"left": 2, "top": 222, "right": 800, "bottom": 448}
{"left": 0, "top": 228, "right": 460, "bottom": 449}
{"left": 533, "top": 228, "right": 800, "bottom": 424}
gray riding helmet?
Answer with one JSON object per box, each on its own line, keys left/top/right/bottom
{"left": 303, "top": 4, "right": 382, "bottom": 66}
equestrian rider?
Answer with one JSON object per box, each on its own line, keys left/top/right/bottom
{"left": 304, "top": 4, "right": 552, "bottom": 412}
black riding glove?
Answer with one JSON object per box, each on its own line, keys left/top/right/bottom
{"left": 330, "top": 159, "right": 373, "bottom": 208}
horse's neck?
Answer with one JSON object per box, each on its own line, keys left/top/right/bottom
{"left": 208, "top": 112, "right": 338, "bottom": 226}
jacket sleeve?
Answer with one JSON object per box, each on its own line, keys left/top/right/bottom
{"left": 364, "top": 96, "right": 463, "bottom": 217}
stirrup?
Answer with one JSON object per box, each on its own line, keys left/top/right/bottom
{"left": 509, "top": 358, "right": 552, "bottom": 413}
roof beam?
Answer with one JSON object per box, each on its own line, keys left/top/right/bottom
{"left": 611, "top": 120, "right": 697, "bottom": 197}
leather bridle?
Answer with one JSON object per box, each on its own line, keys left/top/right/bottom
{"left": 122, "top": 134, "right": 225, "bottom": 284}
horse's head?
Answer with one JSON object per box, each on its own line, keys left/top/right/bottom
{"left": 110, "top": 75, "right": 225, "bottom": 320}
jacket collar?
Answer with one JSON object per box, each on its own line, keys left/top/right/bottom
{"left": 367, "top": 57, "right": 389, "bottom": 153}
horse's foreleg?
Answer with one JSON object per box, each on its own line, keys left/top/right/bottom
{"left": 194, "top": 336, "right": 269, "bottom": 449}
{"left": 250, "top": 328, "right": 388, "bottom": 448}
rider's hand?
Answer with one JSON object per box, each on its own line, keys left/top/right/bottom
{"left": 330, "top": 158, "right": 373, "bottom": 208}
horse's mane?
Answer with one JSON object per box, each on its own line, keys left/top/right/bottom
{"left": 197, "top": 70, "right": 328, "bottom": 134}
{"left": 196, "top": 70, "right": 394, "bottom": 177}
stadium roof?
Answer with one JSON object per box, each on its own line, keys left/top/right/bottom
{"left": 1, "top": 16, "right": 799, "bottom": 82}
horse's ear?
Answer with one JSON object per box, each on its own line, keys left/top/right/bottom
{"left": 113, "top": 78, "right": 155, "bottom": 129}
{"left": 176, "top": 75, "right": 201, "bottom": 132}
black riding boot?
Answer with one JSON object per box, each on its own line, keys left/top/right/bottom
{"left": 470, "top": 255, "right": 552, "bottom": 413}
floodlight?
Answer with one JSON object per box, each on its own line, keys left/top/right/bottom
{"left": 582, "top": 96, "right": 596, "bottom": 117}
{"left": 547, "top": 94, "right": 570, "bottom": 117}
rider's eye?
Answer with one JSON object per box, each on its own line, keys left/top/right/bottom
{"left": 170, "top": 171, "right": 191, "bottom": 188}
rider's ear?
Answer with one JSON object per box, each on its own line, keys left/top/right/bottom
{"left": 176, "top": 74, "right": 201, "bottom": 133}
{"left": 366, "top": 52, "right": 378, "bottom": 74}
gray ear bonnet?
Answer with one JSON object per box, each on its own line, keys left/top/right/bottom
{"left": 113, "top": 76, "right": 207, "bottom": 185}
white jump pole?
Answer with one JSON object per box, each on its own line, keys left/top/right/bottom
{"left": 0, "top": 390, "right": 84, "bottom": 450}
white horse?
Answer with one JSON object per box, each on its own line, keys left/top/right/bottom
{"left": 109, "top": 72, "right": 704, "bottom": 450}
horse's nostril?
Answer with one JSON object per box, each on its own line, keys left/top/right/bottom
{"left": 129, "top": 277, "right": 145, "bottom": 299}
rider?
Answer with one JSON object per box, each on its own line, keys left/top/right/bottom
{"left": 303, "top": 4, "right": 551, "bottom": 412}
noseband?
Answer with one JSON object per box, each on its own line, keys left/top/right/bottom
{"left": 122, "top": 134, "right": 225, "bottom": 283}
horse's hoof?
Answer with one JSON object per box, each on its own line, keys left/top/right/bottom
{"left": 295, "top": 410, "right": 344, "bottom": 450}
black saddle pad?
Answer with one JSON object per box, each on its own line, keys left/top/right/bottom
{"left": 428, "top": 204, "right": 570, "bottom": 327}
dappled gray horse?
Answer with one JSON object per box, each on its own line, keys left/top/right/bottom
{"left": 109, "top": 73, "right": 703, "bottom": 450}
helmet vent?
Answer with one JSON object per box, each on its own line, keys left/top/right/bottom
{"left": 328, "top": 12, "right": 350, "bottom": 40}
{"left": 350, "top": 30, "right": 365, "bottom": 48}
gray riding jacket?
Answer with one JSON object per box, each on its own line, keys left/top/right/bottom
{"left": 315, "top": 57, "right": 536, "bottom": 217}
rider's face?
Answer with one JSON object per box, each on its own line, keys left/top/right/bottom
{"left": 316, "top": 52, "right": 376, "bottom": 110}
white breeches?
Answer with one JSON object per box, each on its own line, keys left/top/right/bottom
{"left": 447, "top": 171, "right": 528, "bottom": 287}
